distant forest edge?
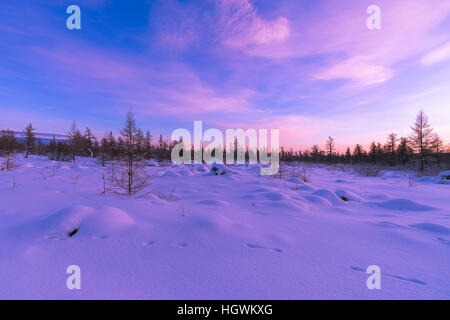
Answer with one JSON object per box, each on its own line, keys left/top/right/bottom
{"left": 7, "top": 132, "right": 67, "bottom": 145}
{"left": 1, "top": 110, "right": 449, "bottom": 176}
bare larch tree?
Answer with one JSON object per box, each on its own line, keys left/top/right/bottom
{"left": 109, "top": 111, "right": 149, "bottom": 196}
{"left": 408, "top": 110, "right": 434, "bottom": 172}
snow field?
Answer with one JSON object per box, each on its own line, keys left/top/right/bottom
{"left": 0, "top": 155, "right": 449, "bottom": 299}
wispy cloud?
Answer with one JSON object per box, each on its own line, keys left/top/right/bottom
{"left": 314, "top": 57, "right": 394, "bottom": 86}
{"left": 219, "top": 0, "right": 290, "bottom": 47}
{"left": 236, "top": 0, "right": 450, "bottom": 87}
{"left": 392, "top": 86, "right": 449, "bottom": 104}
{"left": 421, "top": 41, "right": 450, "bottom": 66}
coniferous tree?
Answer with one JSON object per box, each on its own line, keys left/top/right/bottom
{"left": 36, "top": 138, "right": 43, "bottom": 155}
{"left": 98, "top": 132, "right": 111, "bottom": 166}
{"left": 409, "top": 110, "right": 434, "bottom": 172}
{"left": 157, "top": 134, "right": 166, "bottom": 161}
{"left": 84, "top": 128, "right": 96, "bottom": 157}
{"left": 107, "top": 131, "right": 117, "bottom": 158}
{"left": 431, "top": 134, "right": 444, "bottom": 153}
{"left": 353, "top": 144, "right": 365, "bottom": 163}
{"left": 396, "top": 137, "right": 411, "bottom": 164}
{"left": 24, "top": 123, "right": 35, "bottom": 159}
{"left": 67, "top": 122, "right": 82, "bottom": 162}
{"left": 345, "top": 147, "right": 352, "bottom": 163}
{"left": 0, "top": 130, "right": 16, "bottom": 170}
{"left": 325, "top": 136, "right": 335, "bottom": 163}
{"left": 384, "top": 133, "right": 398, "bottom": 165}
{"left": 144, "top": 130, "right": 152, "bottom": 158}
{"left": 311, "top": 145, "right": 320, "bottom": 162}
{"left": 369, "top": 142, "right": 378, "bottom": 163}
{"left": 385, "top": 133, "right": 397, "bottom": 156}
{"left": 109, "top": 111, "right": 149, "bottom": 196}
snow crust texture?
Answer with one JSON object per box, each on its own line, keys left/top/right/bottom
{"left": 0, "top": 156, "right": 449, "bottom": 299}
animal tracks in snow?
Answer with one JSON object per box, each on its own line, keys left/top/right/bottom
{"left": 349, "top": 266, "right": 427, "bottom": 286}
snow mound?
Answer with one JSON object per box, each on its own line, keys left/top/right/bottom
{"left": 286, "top": 177, "right": 305, "bottom": 185}
{"left": 38, "top": 205, "right": 134, "bottom": 238}
{"left": 83, "top": 206, "right": 135, "bottom": 235}
{"left": 438, "top": 171, "right": 450, "bottom": 179}
{"left": 410, "top": 223, "right": 450, "bottom": 235}
{"left": 372, "top": 199, "right": 435, "bottom": 211}
{"left": 145, "top": 160, "right": 160, "bottom": 166}
{"left": 209, "top": 164, "right": 236, "bottom": 176}
{"left": 261, "top": 192, "right": 286, "bottom": 201}
{"left": 136, "top": 193, "right": 167, "bottom": 204}
{"left": 312, "top": 189, "right": 344, "bottom": 205}
{"left": 39, "top": 205, "right": 93, "bottom": 235}
{"left": 196, "top": 164, "right": 209, "bottom": 172}
{"left": 177, "top": 169, "right": 194, "bottom": 176}
{"left": 298, "top": 185, "right": 315, "bottom": 192}
{"left": 160, "top": 170, "right": 181, "bottom": 177}
{"left": 335, "top": 190, "right": 364, "bottom": 202}
{"left": 419, "top": 175, "right": 450, "bottom": 184}
{"left": 438, "top": 171, "right": 450, "bottom": 184}
{"left": 382, "top": 172, "right": 405, "bottom": 179}
{"left": 185, "top": 215, "right": 233, "bottom": 231}
{"left": 304, "top": 195, "right": 332, "bottom": 207}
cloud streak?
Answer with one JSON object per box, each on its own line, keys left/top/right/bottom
{"left": 421, "top": 41, "right": 450, "bottom": 66}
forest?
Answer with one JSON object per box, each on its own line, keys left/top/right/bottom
{"left": 1, "top": 110, "right": 449, "bottom": 176}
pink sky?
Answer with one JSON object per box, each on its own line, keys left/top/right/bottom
{"left": 0, "top": 0, "right": 449, "bottom": 151}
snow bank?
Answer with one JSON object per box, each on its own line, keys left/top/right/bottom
{"left": 1, "top": 155, "right": 449, "bottom": 299}
{"left": 438, "top": 171, "right": 450, "bottom": 179}
{"left": 209, "top": 163, "right": 236, "bottom": 176}
{"left": 335, "top": 190, "right": 364, "bottom": 202}
{"left": 312, "top": 189, "right": 345, "bottom": 205}
{"left": 37, "top": 205, "right": 135, "bottom": 239}
{"left": 370, "top": 199, "right": 435, "bottom": 211}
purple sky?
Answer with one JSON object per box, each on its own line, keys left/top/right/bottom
{"left": 1, "top": 0, "right": 449, "bottom": 151}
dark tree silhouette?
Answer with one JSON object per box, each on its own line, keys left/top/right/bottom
{"left": 24, "top": 123, "right": 35, "bottom": 159}
{"left": 325, "top": 136, "right": 335, "bottom": 163}
{"left": 109, "top": 111, "right": 149, "bottom": 196}
{"left": 409, "top": 110, "right": 434, "bottom": 172}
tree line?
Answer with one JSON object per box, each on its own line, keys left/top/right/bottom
{"left": 1, "top": 110, "right": 449, "bottom": 174}
{"left": 0, "top": 121, "right": 173, "bottom": 164}
{"left": 279, "top": 111, "right": 448, "bottom": 173}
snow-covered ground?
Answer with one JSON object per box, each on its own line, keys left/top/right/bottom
{"left": 0, "top": 155, "right": 449, "bottom": 299}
